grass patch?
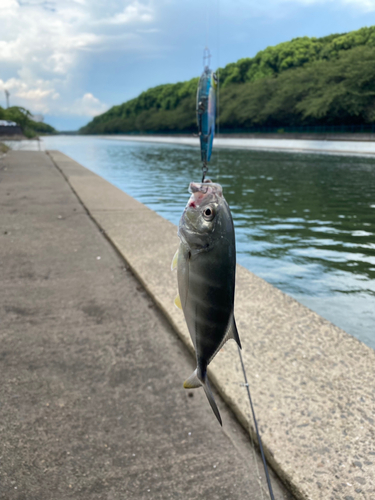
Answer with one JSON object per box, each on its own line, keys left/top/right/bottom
{"left": 0, "top": 142, "right": 10, "bottom": 154}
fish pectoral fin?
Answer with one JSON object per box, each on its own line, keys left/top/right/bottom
{"left": 225, "top": 315, "right": 242, "bottom": 349}
{"left": 174, "top": 294, "right": 182, "bottom": 310}
{"left": 183, "top": 369, "right": 201, "bottom": 389}
{"left": 171, "top": 248, "right": 179, "bottom": 271}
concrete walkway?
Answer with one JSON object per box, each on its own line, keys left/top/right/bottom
{"left": 0, "top": 151, "right": 293, "bottom": 499}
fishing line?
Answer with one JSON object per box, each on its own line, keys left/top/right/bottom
{"left": 216, "top": 0, "right": 220, "bottom": 178}
{"left": 238, "top": 345, "right": 276, "bottom": 500}
{"left": 207, "top": 0, "right": 275, "bottom": 500}
{"left": 206, "top": 0, "right": 209, "bottom": 51}
{"left": 238, "top": 351, "right": 266, "bottom": 499}
{"left": 211, "top": 4, "right": 274, "bottom": 499}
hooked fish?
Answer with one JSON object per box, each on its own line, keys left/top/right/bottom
{"left": 172, "top": 180, "right": 241, "bottom": 425}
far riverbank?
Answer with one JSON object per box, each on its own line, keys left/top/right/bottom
{"left": 96, "top": 134, "right": 375, "bottom": 157}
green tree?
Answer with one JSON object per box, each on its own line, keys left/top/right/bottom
{"left": 80, "top": 25, "right": 375, "bottom": 135}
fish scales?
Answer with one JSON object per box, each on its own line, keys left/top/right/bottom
{"left": 174, "top": 181, "right": 241, "bottom": 425}
{"left": 181, "top": 245, "right": 234, "bottom": 356}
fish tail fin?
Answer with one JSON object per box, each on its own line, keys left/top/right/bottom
{"left": 201, "top": 375, "right": 222, "bottom": 426}
{"left": 183, "top": 367, "right": 222, "bottom": 426}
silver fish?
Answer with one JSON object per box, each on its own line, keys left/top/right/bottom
{"left": 172, "top": 181, "right": 241, "bottom": 425}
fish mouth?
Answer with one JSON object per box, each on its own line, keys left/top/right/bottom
{"left": 187, "top": 181, "right": 222, "bottom": 208}
{"left": 178, "top": 181, "right": 222, "bottom": 252}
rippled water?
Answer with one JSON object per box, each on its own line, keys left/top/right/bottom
{"left": 43, "top": 136, "right": 375, "bottom": 348}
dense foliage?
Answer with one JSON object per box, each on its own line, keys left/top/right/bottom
{"left": 0, "top": 106, "right": 56, "bottom": 137}
{"left": 81, "top": 25, "right": 375, "bottom": 134}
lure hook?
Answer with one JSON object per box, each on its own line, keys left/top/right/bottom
{"left": 202, "top": 161, "right": 208, "bottom": 183}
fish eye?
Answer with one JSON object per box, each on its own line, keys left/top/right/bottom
{"left": 202, "top": 205, "right": 215, "bottom": 221}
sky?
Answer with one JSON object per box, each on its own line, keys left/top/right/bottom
{"left": 1, "top": 0, "right": 375, "bottom": 131}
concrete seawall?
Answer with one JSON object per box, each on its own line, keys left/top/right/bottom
{"left": 48, "top": 150, "right": 375, "bottom": 500}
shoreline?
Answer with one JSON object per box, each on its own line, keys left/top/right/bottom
{"left": 96, "top": 134, "right": 375, "bottom": 157}
{"left": 5, "top": 134, "right": 375, "bottom": 158}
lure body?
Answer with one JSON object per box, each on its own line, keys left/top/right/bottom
{"left": 196, "top": 67, "right": 217, "bottom": 165}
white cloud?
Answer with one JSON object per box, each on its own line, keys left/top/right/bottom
{"left": 232, "top": 0, "right": 375, "bottom": 13}
{"left": 0, "top": 76, "right": 107, "bottom": 117}
{"left": 0, "top": 1, "right": 104, "bottom": 73}
{"left": 70, "top": 93, "right": 109, "bottom": 117}
{"left": 0, "top": 0, "right": 155, "bottom": 120}
{"left": 277, "top": 0, "right": 375, "bottom": 9}
{"left": 100, "top": 1, "right": 154, "bottom": 24}
{"left": 343, "top": 0, "right": 375, "bottom": 10}
{"left": 0, "top": 77, "right": 56, "bottom": 113}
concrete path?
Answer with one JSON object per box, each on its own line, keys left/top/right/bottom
{"left": 0, "top": 151, "right": 293, "bottom": 499}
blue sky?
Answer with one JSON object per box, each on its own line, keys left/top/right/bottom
{"left": 1, "top": 0, "right": 375, "bottom": 131}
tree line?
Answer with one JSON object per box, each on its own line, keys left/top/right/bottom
{"left": 80, "top": 25, "right": 375, "bottom": 134}
{"left": 0, "top": 106, "right": 56, "bottom": 137}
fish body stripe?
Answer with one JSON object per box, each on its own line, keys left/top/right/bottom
{"left": 178, "top": 234, "right": 235, "bottom": 365}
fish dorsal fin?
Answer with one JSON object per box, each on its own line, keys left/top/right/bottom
{"left": 171, "top": 248, "right": 179, "bottom": 271}
{"left": 224, "top": 315, "right": 242, "bottom": 349}
{"left": 174, "top": 294, "right": 182, "bottom": 310}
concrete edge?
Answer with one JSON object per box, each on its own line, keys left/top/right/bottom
{"left": 47, "top": 150, "right": 375, "bottom": 500}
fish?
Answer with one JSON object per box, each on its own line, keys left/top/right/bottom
{"left": 172, "top": 180, "right": 241, "bottom": 425}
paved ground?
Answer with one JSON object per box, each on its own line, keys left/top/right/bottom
{"left": 0, "top": 151, "right": 294, "bottom": 500}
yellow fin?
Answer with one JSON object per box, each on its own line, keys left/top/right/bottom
{"left": 183, "top": 369, "right": 201, "bottom": 389}
{"left": 174, "top": 295, "right": 182, "bottom": 310}
{"left": 171, "top": 248, "right": 179, "bottom": 271}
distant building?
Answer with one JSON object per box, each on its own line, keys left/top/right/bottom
{"left": 0, "top": 120, "right": 17, "bottom": 126}
{"left": 0, "top": 120, "right": 23, "bottom": 136}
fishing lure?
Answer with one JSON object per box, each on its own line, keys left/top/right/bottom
{"left": 196, "top": 49, "right": 217, "bottom": 181}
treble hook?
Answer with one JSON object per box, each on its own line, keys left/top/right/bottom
{"left": 201, "top": 162, "right": 208, "bottom": 183}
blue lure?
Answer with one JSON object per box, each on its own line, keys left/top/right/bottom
{"left": 196, "top": 61, "right": 217, "bottom": 178}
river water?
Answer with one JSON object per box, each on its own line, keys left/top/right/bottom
{"left": 42, "top": 135, "right": 375, "bottom": 348}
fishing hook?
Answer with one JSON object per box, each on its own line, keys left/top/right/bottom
{"left": 202, "top": 161, "right": 208, "bottom": 182}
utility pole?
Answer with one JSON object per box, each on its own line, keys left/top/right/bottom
{"left": 4, "top": 90, "right": 10, "bottom": 108}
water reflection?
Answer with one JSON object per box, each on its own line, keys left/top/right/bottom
{"left": 42, "top": 136, "right": 375, "bottom": 348}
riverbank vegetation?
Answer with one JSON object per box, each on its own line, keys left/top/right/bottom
{"left": 80, "top": 25, "right": 375, "bottom": 134}
{"left": 0, "top": 142, "right": 10, "bottom": 153}
{"left": 0, "top": 106, "right": 56, "bottom": 138}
